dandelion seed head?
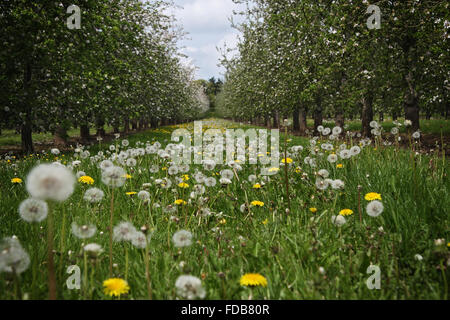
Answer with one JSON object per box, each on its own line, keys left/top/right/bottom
{"left": 19, "top": 198, "right": 48, "bottom": 223}
{"left": 26, "top": 164, "right": 75, "bottom": 202}
{"left": 175, "top": 275, "right": 206, "bottom": 299}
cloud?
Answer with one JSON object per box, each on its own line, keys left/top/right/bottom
{"left": 171, "top": 0, "right": 244, "bottom": 80}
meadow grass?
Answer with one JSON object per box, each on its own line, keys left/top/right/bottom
{"left": 0, "top": 119, "right": 448, "bottom": 300}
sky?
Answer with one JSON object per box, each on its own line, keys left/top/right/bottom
{"left": 170, "top": 0, "right": 245, "bottom": 80}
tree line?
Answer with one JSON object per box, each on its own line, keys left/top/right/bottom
{"left": 217, "top": 0, "right": 449, "bottom": 135}
{"left": 0, "top": 0, "right": 208, "bottom": 153}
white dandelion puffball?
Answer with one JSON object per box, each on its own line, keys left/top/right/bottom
{"left": 369, "top": 121, "right": 379, "bottom": 128}
{"left": 175, "top": 275, "right": 206, "bottom": 300}
{"left": 83, "top": 243, "right": 103, "bottom": 255}
{"left": 332, "top": 126, "right": 342, "bottom": 135}
{"left": 71, "top": 222, "right": 97, "bottom": 239}
{"left": 332, "top": 215, "right": 346, "bottom": 226}
{"left": 390, "top": 127, "right": 399, "bottom": 135}
{"left": 83, "top": 188, "right": 105, "bottom": 203}
{"left": 339, "top": 149, "right": 351, "bottom": 159}
{"left": 126, "top": 158, "right": 137, "bottom": 167}
{"left": 172, "top": 230, "right": 193, "bottom": 248}
{"left": 101, "top": 166, "right": 126, "bottom": 188}
{"left": 19, "top": 198, "right": 48, "bottom": 223}
{"left": 315, "top": 178, "right": 329, "bottom": 191}
{"left": 318, "top": 169, "right": 329, "bottom": 178}
{"left": 113, "top": 221, "right": 137, "bottom": 242}
{"left": 350, "top": 146, "right": 361, "bottom": 156}
{"left": 331, "top": 179, "right": 345, "bottom": 190}
{"left": 100, "top": 160, "right": 114, "bottom": 171}
{"left": 221, "top": 169, "right": 234, "bottom": 180}
{"left": 366, "top": 200, "right": 384, "bottom": 217}
{"left": 327, "top": 154, "right": 338, "bottom": 163}
{"left": 168, "top": 166, "right": 179, "bottom": 175}
{"left": 204, "top": 177, "right": 216, "bottom": 187}
{"left": 51, "top": 148, "right": 60, "bottom": 155}
{"left": 414, "top": 254, "right": 423, "bottom": 261}
{"left": 137, "top": 190, "right": 150, "bottom": 201}
{"left": 26, "top": 164, "right": 75, "bottom": 202}
{"left": 0, "top": 236, "right": 30, "bottom": 274}
{"left": 322, "top": 127, "right": 331, "bottom": 135}
{"left": 219, "top": 177, "right": 232, "bottom": 185}
{"left": 131, "top": 231, "right": 148, "bottom": 249}
{"left": 0, "top": 237, "right": 30, "bottom": 274}
{"left": 412, "top": 131, "right": 421, "bottom": 139}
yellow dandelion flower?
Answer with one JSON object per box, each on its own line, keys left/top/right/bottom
{"left": 240, "top": 273, "right": 268, "bottom": 287}
{"left": 178, "top": 182, "right": 189, "bottom": 188}
{"left": 309, "top": 207, "right": 317, "bottom": 213}
{"left": 281, "top": 157, "right": 293, "bottom": 164}
{"left": 103, "top": 278, "right": 130, "bottom": 297}
{"left": 253, "top": 183, "right": 261, "bottom": 189}
{"left": 11, "top": 178, "right": 23, "bottom": 184}
{"left": 219, "top": 218, "right": 226, "bottom": 225}
{"left": 122, "top": 174, "right": 132, "bottom": 179}
{"left": 78, "top": 175, "right": 94, "bottom": 185}
{"left": 174, "top": 199, "right": 187, "bottom": 205}
{"left": 339, "top": 209, "right": 354, "bottom": 216}
{"left": 250, "top": 200, "right": 264, "bottom": 207}
{"left": 364, "top": 192, "right": 382, "bottom": 201}
{"left": 162, "top": 167, "right": 167, "bottom": 171}
{"left": 295, "top": 167, "right": 301, "bottom": 173}
{"left": 126, "top": 191, "right": 137, "bottom": 196}
{"left": 262, "top": 219, "right": 269, "bottom": 225}
{"left": 336, "top": 164, "right": 344, "bottom": 168}
{"left": 182, "top": 174, "right": 189, "bottom": 181}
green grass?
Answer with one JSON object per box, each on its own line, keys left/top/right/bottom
{"left": 0, "top": 127, "right": 116, "bottom": 147}
{"left": 0, "top": 119, "right": 448, "bottom": 300}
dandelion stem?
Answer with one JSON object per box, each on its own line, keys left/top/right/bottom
{"left": 144, "top": 247, "right": 152, "bottom": 299}
{"left": 109, "top": 188, "right": 115, "bottom": 277}
{"left": 125, "top": 246, "right": 129, "bottom": 281}
{"left": 83, "top": 251, "right": 88, "bottom": 299}
{"left": 47, "top": 202, "right": 57, "bottom": 300}
{"left": 283, "top": 126, "right": 291, "bottom": 214}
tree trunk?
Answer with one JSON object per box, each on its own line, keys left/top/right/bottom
{"left": 150, "top": 118, "right": 158, "bottom": 128}
{"left": 22, "top": 62, "right": 34, "bottom": 154}
{"left": 335, "top": 110, "right": 345, "bottom": 128}
{"left": 272, "top": 111, "right": 279, "bottom": 129}
{"left": 96, "top": 117, "right": 106, "bottom": 137}
{"left": 124, "top": 118, "right": 130, "bottom": 133}
{"left": 53, "top": 125, "right": 67, "bottom": 146}
{"left": 402, "top": 35, "right": 420, "bottom": 131}
{"left": 80, "top": 124, "right": 90, "bottom": 142}
{"left": 21, "top": 122, "right": 33, "bottom": 154}
{"left": 361, "top": 92, "right": 374, "bottom": 137}
{"left": 299, "top": 107, "right": 307, "bottom": 134}
{"left": 131, "top": 119, "right": 138, "bottom": 131}
{"left": 392, "top": 111, "right": 397, "bottom": 121}
{"left": 293, "top": 108, "right": 300, "bottom": 132}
